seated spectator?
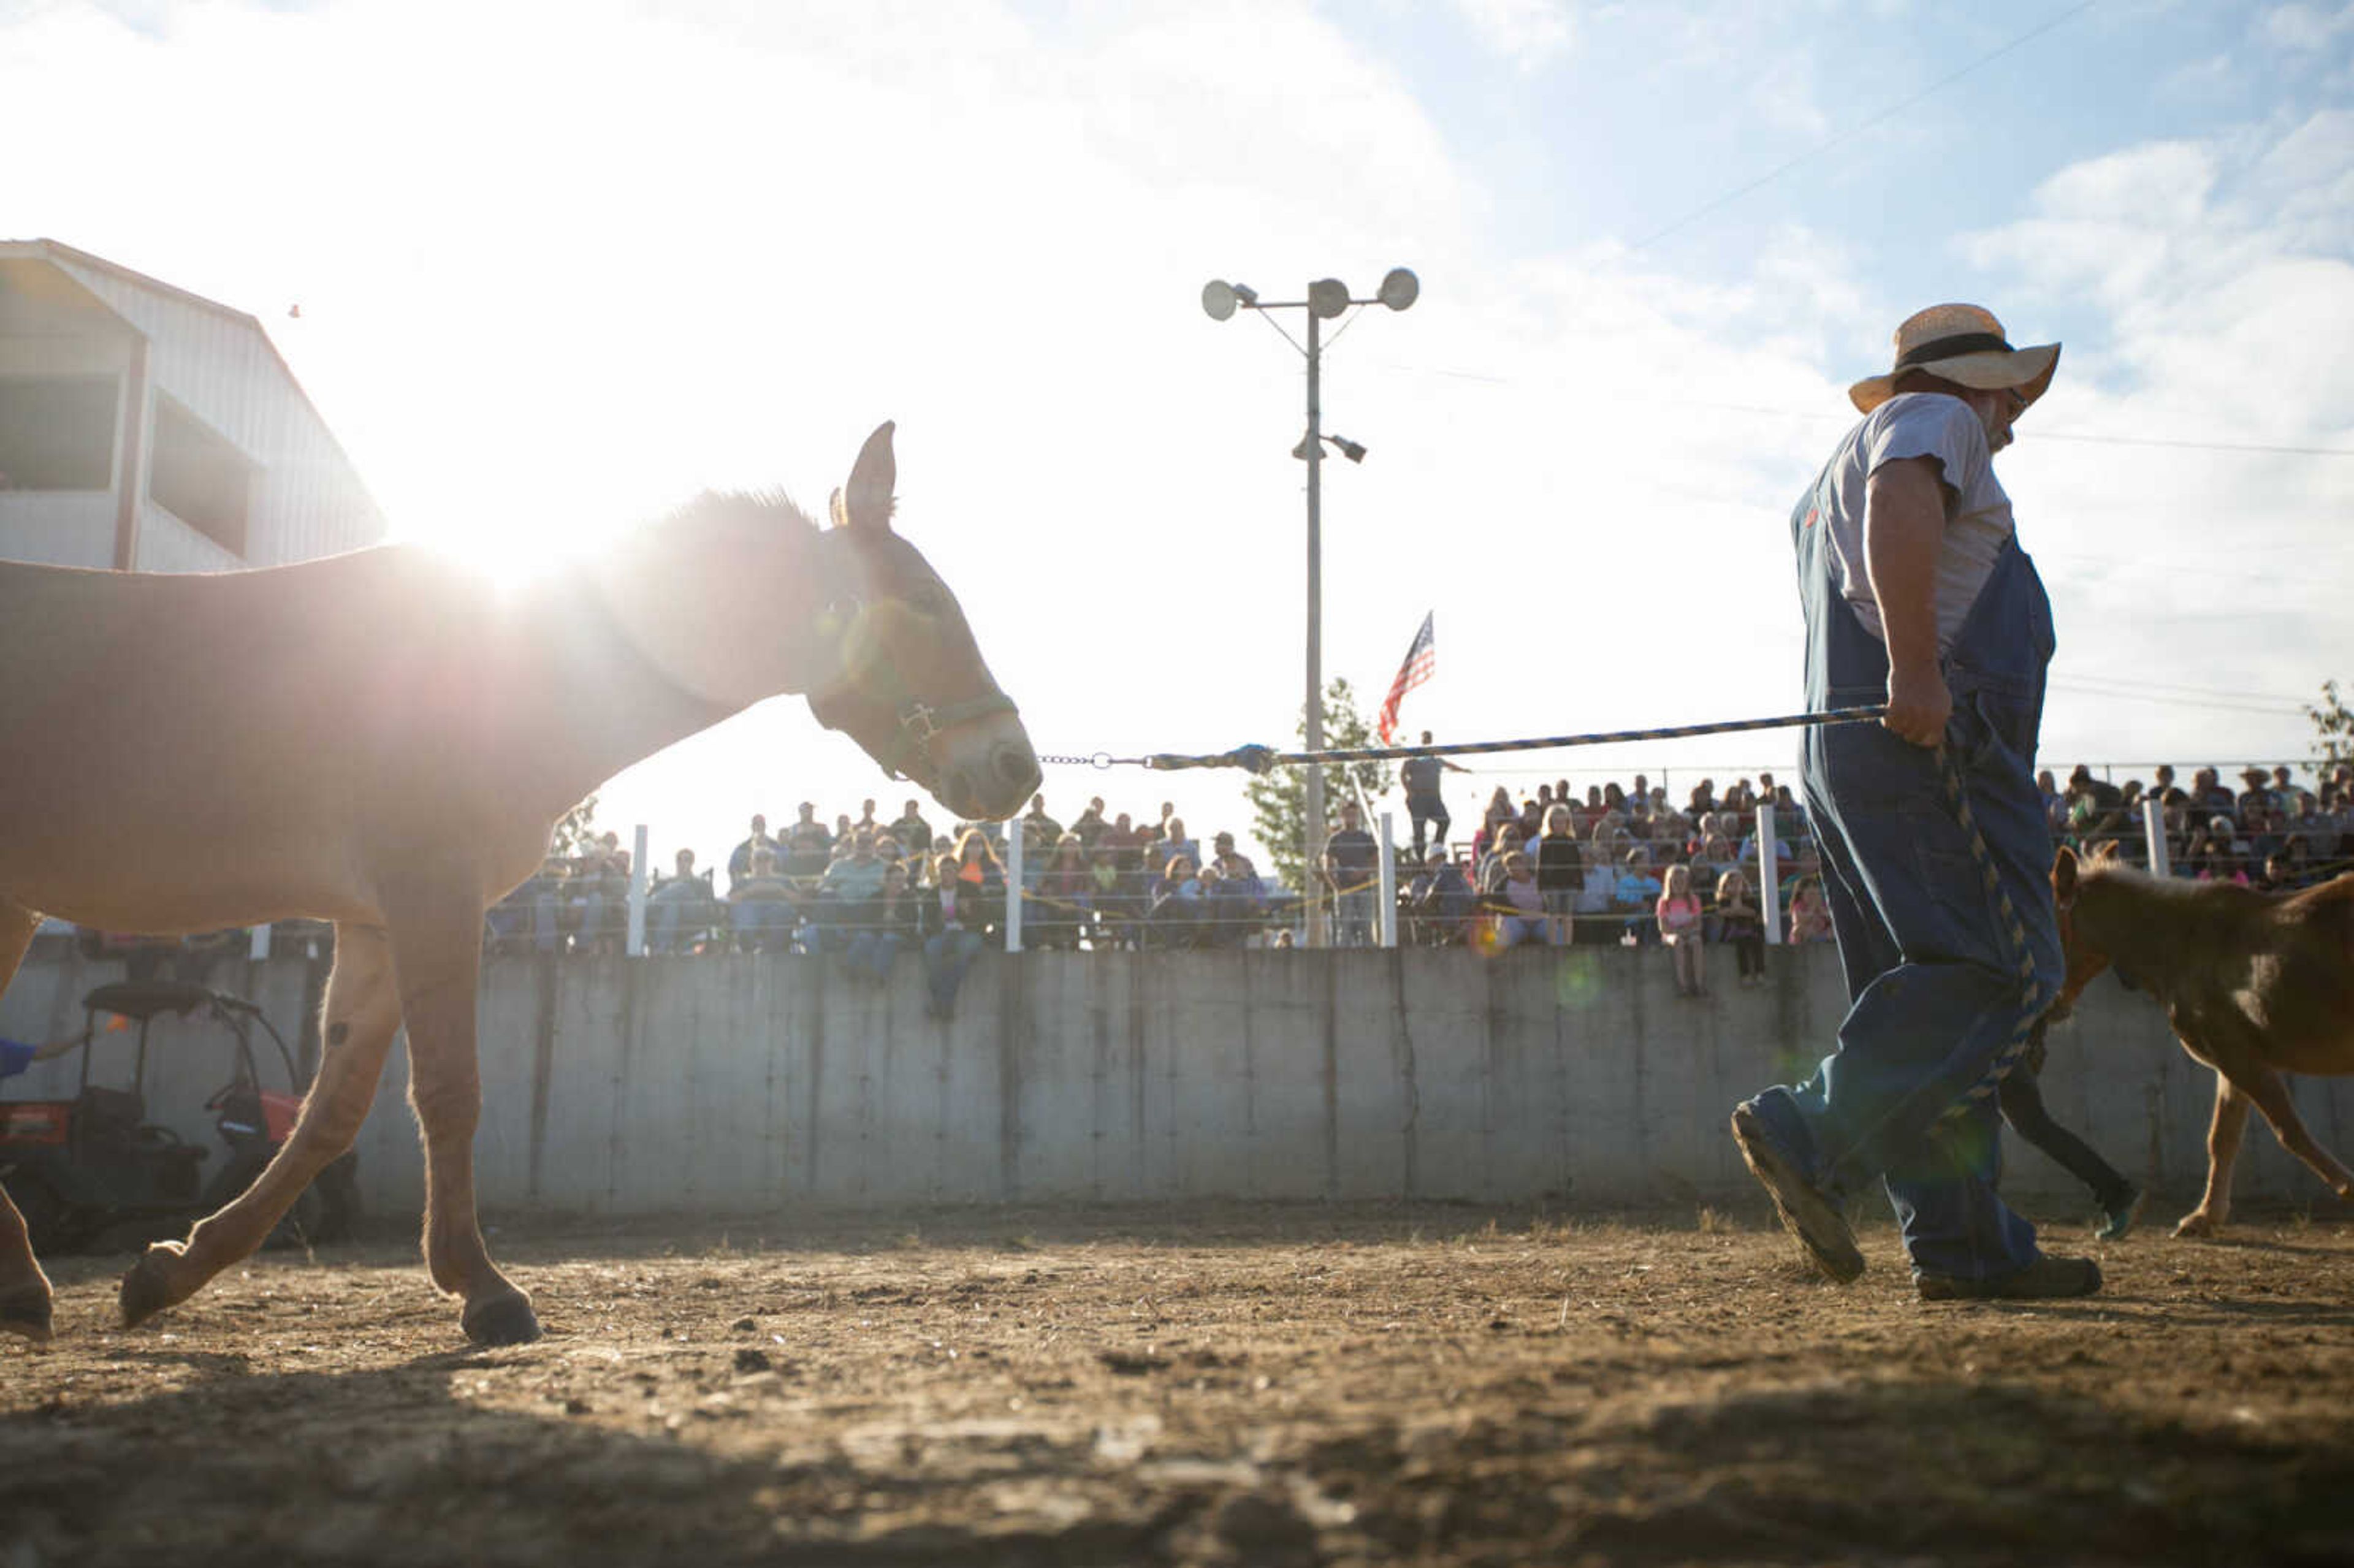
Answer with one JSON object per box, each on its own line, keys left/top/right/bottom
{"left": 1482, "top": 850, "right": 1550, "bottom": 950}
{"left": 1021, "top": 793, "right": 1064, "bottom": 851}
{"left": 2237, "top": 766, "right": 2276, "bottom": 823}
{"left": 2186, "top": 818, "right": 2249, "bottom": 885}
{"left": 919, "top": 850, "right": 988, "bottom": 1017}
{"left": 726, "top": 813, "right": 775, "bottom": 894}
{"left": 889, "top": 797, "right": 935, "bottom": 858}
{"left": 1656, "top": 862, "right": 1706, "bottom": 997}
{"left": 1207, "top": 831, "right": 1272, "bottom": 938}
{"left": 947, "top": 827, "right": 1007, "bottom": 937}
{"left": 2190, "top": 767, "right": 2234, "bottom": 816}
{"left": 782, "top": 802, "right": 833, "bottom": 879}
{"left": 1715, "top": 869, "right": 1767, "bottom": 987}
{"left": 1786, "top": 875, "right": 1833, "bottom": 943}
{"left": 813, "top": 830, "right": 889, "bottom": 953}
{"left": 728, "top": 848, "right": 799, "bottom": 953}
{"left": 1476, "top": 822, "right": 1526, "bottom": 896}
{"left": 1411, "top": 848, "right": 1475, "bottom": 946}
{"left": 1030, "top": 832, "right": 1092, "bottom": 950}
{"left": 1086, "top": 843, "right": 1132, "bottom": 949}
{"left": 648, "top": 848, "right": 718, "bottom": 955}
{"left": 2066, "top": 764, "right": 2127, "bottom": 842}
{"left": 1613, "top": 848, "right": 1664, "bottom": 945}
{"left": 843, "top": 860, "right": 920, "bottom": 984}
{"left": 1070, "top": 796, "right": 1110, "bottom": 849}
{"left": 1153, "top": 815, "right": 1203, "bottom": 880}
{"left": 1148, "top": 854, "right": 1208, "bottom": 948}
{"left": 1686, "top": 779, "right": 1718, "bottom": 820}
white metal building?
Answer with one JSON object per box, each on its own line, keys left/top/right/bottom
{"left": 0, "top": 238, "right": 386, "bottom": 572}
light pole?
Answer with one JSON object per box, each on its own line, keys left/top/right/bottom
{"left": 1202, "top": 267, "right": 1419, "bottom": 946}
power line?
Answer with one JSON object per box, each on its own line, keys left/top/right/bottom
{"left": 1632, "top": 1, "right": 2101, "bottom": 250}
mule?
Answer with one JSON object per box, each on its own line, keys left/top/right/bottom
{"left": 2048, "top": 845, "right": 2354, "bottom": 1236}
{"left": 0, "top": 423, "right": 1038, "bottom": 1345}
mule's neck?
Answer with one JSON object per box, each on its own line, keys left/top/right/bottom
{"left": 509, "top": 504, "right": 841, "bottom": 809}
{"left": 2080, "top": 867, "right": 2253, "bottom": 996}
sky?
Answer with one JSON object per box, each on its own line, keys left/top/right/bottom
{"left": 5, "top": 0, "right": 2351, "bottom": 877}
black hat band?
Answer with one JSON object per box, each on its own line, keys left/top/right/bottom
{"left": 1895, "top": 330, "right": 2013, "bottom": 369}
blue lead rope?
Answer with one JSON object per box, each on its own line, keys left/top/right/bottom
{"left": 1032, "top": 704, "right": 1891, "bottom": 774}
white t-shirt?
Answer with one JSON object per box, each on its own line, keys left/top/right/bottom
{"left": 1807, "top": 392, "right": 2014, "bottom": 652}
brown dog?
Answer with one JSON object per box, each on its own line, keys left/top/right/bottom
{"left": 2049, "top": 845, "right": 2354, "bottom": 1235}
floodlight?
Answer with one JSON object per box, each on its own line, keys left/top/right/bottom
{"left": 1331, "top": 436, "right": 1366, "bottom": 463}
{"left": 1202, "top": 280, "right": 1238, "bottom": 322}
{"left": 1377, "top": 267, "right": 1420, "bottom": 311}
{"left": 1232, "top": 283, "right": 1258, "bottom": 305}
{"left": 1308, "top": 278, "right": 1350, "bottom": 319}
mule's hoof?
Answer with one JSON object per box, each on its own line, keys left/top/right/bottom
{"left": 462, "top": 1293, "right": 542, "bottom": 1347}
{"left": 2173, "top": 1214, "right": 2220, "bottom": 1239}
{"left": 0, "top": 1284, "right": 53, "bottom": 1343}
{"left": 118, "top": 1248, "right": 187, "bottom": 1330}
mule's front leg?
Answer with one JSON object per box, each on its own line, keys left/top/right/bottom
{"left": 2176, "top": 1075, "right": 2251, "bottom": 1238}
{"left": 0, "top": 902, "right": 54, "bottom": 1340}
{"left": 387, "top": 881, "right": 538, "bottom": 1346}
{"left": 121, "top": 925, "right": 402, "bottom": 1328}
{"left": 0, "top": 1186, "right": 54, "bottom": 1342}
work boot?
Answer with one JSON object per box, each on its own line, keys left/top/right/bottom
{"left": 1731, "top": 1100, "right": 1865, "bottom": 1284}
{"left": 1916, "top": 1254, "right": 2102, "bottom": 1302}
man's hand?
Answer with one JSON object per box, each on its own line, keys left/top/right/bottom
{"left": 1883, "top": 657, "right": 1952, "bottom": 750}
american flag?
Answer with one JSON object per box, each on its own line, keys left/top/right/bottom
{"left": 1376, "top": 611, "right": 1436, "bottom": 745}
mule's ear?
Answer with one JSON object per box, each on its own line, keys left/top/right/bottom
{"left": 836, "top": 421, "right": 897, "bottom": 533}
{"left": 2092, "top": 839, "right": 2122, "bottom": 864}
{"left": 2052, "top": 845, "right": 2079, "bottom": 908}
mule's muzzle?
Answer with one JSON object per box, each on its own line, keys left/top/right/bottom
{"left": 942, "top": 739, "right": 1040, "bottom": 823}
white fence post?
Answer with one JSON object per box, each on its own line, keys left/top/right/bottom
{"left": 627, "top": 823, "right": 650, "bottom": 956}
{"left": 1005, "top": 820, "right": 1024, "bottom": 953}
{"left": 1377, "top": 811, "right": 1398, "bottom": 949}
{"left": 2142, "top": 797, "right": 2169, "bottom": 877}
{"left": 1758, "top": 802, "right": 1783, "bottom": 945}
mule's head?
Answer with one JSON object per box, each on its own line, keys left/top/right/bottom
{"left": 803, "top": 423, "right": 1040, "bottom": 823}
{"left": 2045, "top": 842, "right": 2116, "bottom": 1023}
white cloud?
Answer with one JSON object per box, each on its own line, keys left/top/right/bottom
{"left": 2259, "top": 1, "right": 2354, "bottom": 52}
{"left": 1450, "top": 0, "right": 1575, "bottom": 69}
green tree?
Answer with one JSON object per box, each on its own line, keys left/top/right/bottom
{"left": 549, "top": 794, "right": 602, "bottom": 858}
{"left": 2310, "top": 679, "right": 2352, "bottom": 770}
{"left": 1243, "top": 677, "right": 1394, "bottom": 894}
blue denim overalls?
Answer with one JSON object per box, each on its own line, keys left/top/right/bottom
{"left": 1748, "top": 463, "right": 2065, "bottom": 1281}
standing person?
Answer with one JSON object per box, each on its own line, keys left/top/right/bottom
{"left": 1400, "top": 732, "right": 1468, "bottom": 858}
{"left": 1533, "top": 804, "right": 1584, "bottom": 946}
{"left": 1730, "top": 303, "right": 2099, "bottom": 1301}
{"left": 1656, "top": 862, "right": 1706, "bottom": 997}
{"left": 889, "top": 797, "right": 935, "bottom": 858}
{"left": 1322, "top": 799, "right": 1379, "bottom": 948}
{"left": 1997, "top": 1024, "right": 2141, "bottom": 1241}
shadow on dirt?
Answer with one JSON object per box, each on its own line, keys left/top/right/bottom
{"left": 0, "top": 1353, "right": 1198, "bottom": 1567}
{"left": 7, "top": 1359, "right": 2353, "bottom": 1566}
{"left": 1330, "top": 1377, "right": 2354, "bottom": 1566}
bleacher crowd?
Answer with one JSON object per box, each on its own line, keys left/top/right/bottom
{"left": 487, "top": 756, "right": 2354, "bottom": 1005}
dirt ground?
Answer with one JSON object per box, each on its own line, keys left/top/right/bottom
{"left": 6, "top": 1199, "right": 2354, "bottom": 1568}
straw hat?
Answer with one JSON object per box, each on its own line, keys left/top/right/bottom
{"left": 1848, "top": 303, "right": 2060, "bottom": 415}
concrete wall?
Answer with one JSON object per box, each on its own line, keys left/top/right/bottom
{"left": 7, "top": 939, "right": 2350, "bottom": 1222}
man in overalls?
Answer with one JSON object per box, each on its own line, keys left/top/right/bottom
{"left": 1731, "top": 304, "right": 2101, "bottom": 1301}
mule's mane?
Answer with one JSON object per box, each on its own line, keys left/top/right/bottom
{"left": 656, "top": 489, "right": 823, "bottom": 535}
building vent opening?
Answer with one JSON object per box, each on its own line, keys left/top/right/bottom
{"left": 150, "top": 395, "right": 251, "bottom": 558}
{"left": 0, "top": 375, "right": 117, "bottom": 491}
